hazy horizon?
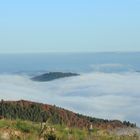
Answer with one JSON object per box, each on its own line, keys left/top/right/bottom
{"left": 0, "top": 51, "right": 140, "bottom": 54}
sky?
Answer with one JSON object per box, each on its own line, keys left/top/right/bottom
{"left": 0, "top": 0, "right": 140, "bottom": 53}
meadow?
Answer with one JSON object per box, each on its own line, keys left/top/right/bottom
{"left": 0, "top": 119, "right": 139, "bottom": 140}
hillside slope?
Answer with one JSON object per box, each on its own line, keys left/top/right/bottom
{"left": 0, "top": 100, "right": 136, "bottom": 130}
{"left": 0, "top": 119, "right": 139, "bottom": 140}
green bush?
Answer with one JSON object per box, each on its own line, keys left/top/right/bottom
{"left": 16, "top": 120, "right": 31, "bottom": 133}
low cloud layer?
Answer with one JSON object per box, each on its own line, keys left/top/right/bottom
{"left": 0, "top": 72, "right": 140, "bottom": 126}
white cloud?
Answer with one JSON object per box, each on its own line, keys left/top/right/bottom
{"left": 0, "top": 72, "right": 140, "bottom": 126}
{"left": 90, "top": 63, "right": 133, "bottom": 72}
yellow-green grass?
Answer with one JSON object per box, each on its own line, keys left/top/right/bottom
{"left": 0, "top": 119, "right": 139, "bottom": 140}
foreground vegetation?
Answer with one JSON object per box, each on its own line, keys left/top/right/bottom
{"left": 0, "top": 119, "right": 139, "bottom": 140}
{"left": 0, "top": 100, "right": 139, "bottom": 139}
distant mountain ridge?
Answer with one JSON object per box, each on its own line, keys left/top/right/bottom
{"left": 0, "top": 100, "right": 136, "bottom": 130}
{"left": 31, "top": 72, "right": 79, "bottom": 82}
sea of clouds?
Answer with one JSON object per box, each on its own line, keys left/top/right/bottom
{"left": 0, "top": 72, "right": 140, "bottom": 126}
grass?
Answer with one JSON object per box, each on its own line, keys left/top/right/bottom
{"left": 0, "top": 119, "right": 139, "bottom": 140}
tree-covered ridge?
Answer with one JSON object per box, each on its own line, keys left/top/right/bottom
{"left": 31, "top": 72, "right": 79, "bottom": 82}
{"left": 0, "top": 100, "right": 136, "bottom": 129}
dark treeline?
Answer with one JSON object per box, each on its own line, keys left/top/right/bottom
{"left": 0, "top": 100, "right": 136, "bottom": 129}
{"left": 0, "top": 100, "right": 60, "bottom": 123}
{"left": 31, "top": 72, "right": 79, "bottom": 82}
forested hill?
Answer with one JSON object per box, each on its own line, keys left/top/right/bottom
{"left": 0, "top": 100, "right": 136, "bottom": 129}
{"left": 31, "top": 72, "right": 79, "bottom": 82}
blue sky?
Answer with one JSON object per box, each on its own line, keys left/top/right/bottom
{"left": 0, "top": 0, "right": 140, "bottom": 53}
